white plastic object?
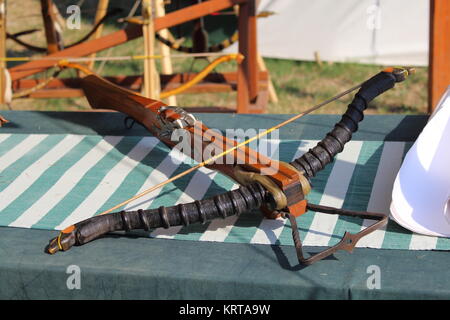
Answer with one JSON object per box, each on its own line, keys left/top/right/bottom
{"left": 390, "top": 86, "right": 450, "bottom": 237}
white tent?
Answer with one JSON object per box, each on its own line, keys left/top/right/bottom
{"left": 227, "top": 0, "right": 429, "bottom": 66}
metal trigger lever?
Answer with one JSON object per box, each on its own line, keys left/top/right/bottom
{"left": 124, "top": 117, "right": 147, "bottom": 130}
{"left": 124, "top": 116, "right": 136, "bottom": 129}
{"left": 283, "top": 204, "right": 388, "bottom": 265}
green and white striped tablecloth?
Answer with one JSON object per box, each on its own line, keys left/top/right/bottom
{"left": 1, "top": 133, "right": 449, "bottom": 250}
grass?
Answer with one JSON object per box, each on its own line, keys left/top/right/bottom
{"left": 2, "top": 0, "right": 428, "bottom": 114}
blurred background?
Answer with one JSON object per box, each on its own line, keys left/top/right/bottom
{"left": 3, "top": 0, "right": 433, "bottom": 114}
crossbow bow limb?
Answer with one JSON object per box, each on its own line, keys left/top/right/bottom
{"left": 45, "top": 65, "right": 413, "bottom": 265}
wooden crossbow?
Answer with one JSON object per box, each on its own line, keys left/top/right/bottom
{"left": 45, "top": 65, "right": 413, "bottom": 265}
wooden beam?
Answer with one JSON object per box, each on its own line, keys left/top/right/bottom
{"left": 154, "top": 0, "right": 246, "bottom": 31}
{"left": 155, "top": 0, "right": 177, "bottom": 106}
{"left": 236, "top": 2, "right": 250, "bottom": 112}
{"left": 40, "top": 0, "right": 63, "bottom": 53}
{"left": 13, "top": 72, "right": 268, "bottom": 90}
{"left": 87, "top": 0, "right": 110, "bottom": 70}
{"left": 15, "top": 72, "right": 268, "bottom": 99}
{"left": 29, "top": 88, "right": 84, "bottom": 99}
{"left": 25, "top": 81, "right": 268, "bottom": 98}
{"left": 9, "top": 0, "right": 246, "bottom": 81}
{"left": 257, "top": 53, "right": 278, "bottom": 103}
{"left": 237, "top": 0, "right": 259, "bottom": 113}
{"left": 429, "top": 0, "right": 450, "bottom": 112}
{"left": 10, "top": 25, "right": 142, "bottom": 81}
{"left": 142, "top": 0, "right": 158, "bottom": 98}
{"left": 0, "top": 0, "right": 9, "bottom": 125}
{"left": 0, "top": 0, "right": 6, "bottom": 105}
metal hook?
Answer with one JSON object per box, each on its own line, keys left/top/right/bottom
{"left": 124, "top": 116, "right": 136, "bottom": 129}
{"left": 284, "top": 204, "right": 388, "bottom": 265}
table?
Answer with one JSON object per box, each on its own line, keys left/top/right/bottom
{"left": 1, "top": 110, "right": 449, "bottom": 300}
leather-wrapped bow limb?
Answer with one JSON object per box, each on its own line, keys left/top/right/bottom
{"left": 46, "top": 66, "right": 413, "bottom": 265}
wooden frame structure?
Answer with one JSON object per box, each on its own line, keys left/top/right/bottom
{"left": 0, "top": 0, "right": 6, "bottom": 107}
{"left": 429, "top": 0, "right": 450, "bottom": 112}
{"left": 40, "top": 0, "right": 63, "bottom": 53}
{"left": 5, "top": 0, "right": 268, "bottom": 113}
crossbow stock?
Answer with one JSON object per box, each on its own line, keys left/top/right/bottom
{"left": 46, "top": 65, "right": 413, "bottom": 265}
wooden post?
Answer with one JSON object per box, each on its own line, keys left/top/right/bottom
{"left": 41, "top": 0, "right": 63, "bottom": 53}
{"left": 142, "top": 0, "right": 158, "bottom": 98}
{"left": 257, "top": 52, "right": 278, "bottom": 103}
{"left": 429, "top": 0, "right": 450, "bottom": 112}
{"left": 88, "top": 0, "right": 109, "bottom": 70}
{"left": 155, "top": 0, "right": 177, "bottom": 106}
{"left": 0, "top": 0, "right": 8, "bottom": 125}
{"left": 237, "top": 0, "right": 258, "bottom": 113}
{"left": 0, "top": 0, "right": 5, "bottom": 105}
{"left": 51, "top": 1, "right": 65, "bottom": 28}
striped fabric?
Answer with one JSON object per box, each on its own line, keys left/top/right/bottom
{"left": 1, "top": 133, "right": 449, "bottom": 250}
